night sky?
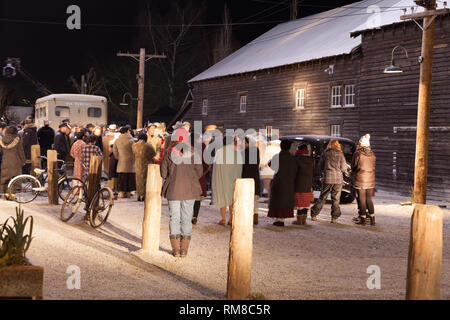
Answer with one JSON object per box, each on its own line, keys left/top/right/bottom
{"left": 0, "top": 0, "right": 359, "bottom": 115}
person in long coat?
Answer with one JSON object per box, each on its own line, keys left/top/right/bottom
{"left": 352, "top": 134, "right": 376, "bottom": 226}
{"left": 267, "top": 140, "right": 298, "bottom": 226}
{"left": 0, "top": 126, "right": 26, "bottom": 197}
{"left": 242, "top": 137, "right": 261, "bottom": 225}
{"left": 160, "top": 127, "right": 203, "bottom": 257}
{"left": 292, "top": 144, "right": 314, "bottom": 225}
{"left": 191, "top": 133, "right": 210, "bottom": 225}
{"left": 212, "top": 136, "right": 243, "bottom": 226}
{"left": 132, "top": 132, "right": 156, "bottom": 201}
{"left": 21, "top": 120, "right": 38, "bottom": 174}
{"left": 70, "top": 131, "right": 87, "bottom": 181}
{"left": 113, "top": 125, "right": 136, "bottom": 198}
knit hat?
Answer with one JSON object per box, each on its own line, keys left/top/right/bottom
{"left": 359, "top": 134, "right": 371, "bottom": 147}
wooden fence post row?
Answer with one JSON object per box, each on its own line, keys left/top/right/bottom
{"left": 406, "top": 204, "right": 443, "bottom": 300}
{"left": 227, "top": 178, "right": 254, "bottom": 300}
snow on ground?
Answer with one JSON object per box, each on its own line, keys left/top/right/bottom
{"left": 1, "top": 190, "right": 450, "bottom": 300}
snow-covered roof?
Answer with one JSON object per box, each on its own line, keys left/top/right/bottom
{"left": 189, "top": 0, "right": 437, "bottom": 83}
{"left": 36, "top": 94, "right": 107, "bottom": 104}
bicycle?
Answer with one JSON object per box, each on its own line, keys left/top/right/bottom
{"left": 7, "top": 156, "right": 83, "bottom": 204}
{"left": 61, "top": 179, "right": 114, "bottom": 228}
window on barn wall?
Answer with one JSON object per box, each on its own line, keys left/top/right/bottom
{"left": 344, "top": 85, "right": 355, "bottom": 107}
{"left": 331, "top": 86, "right": 342, "bottom": 107}
{"left": 202, "top": 98, "right": 208, "bottom": 115}
{"left": 239, "top": 95, "right": 247, "bottom": 113}
{"left": 330, "top": 124, "right": 341, "bottom": 137}
{"left": 295, "top": 89, "right": 305, "bottom": 108}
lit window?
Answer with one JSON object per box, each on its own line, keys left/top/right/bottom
{"left": 88, "top": 107, "right": 102, "bottom": 118}
{"left": 202, "top": 99, "right": 208, "bottom": 115}
{"left": 240, "top": 95, "right": 247, "bottom": 113}
{"left": 296, "top": 89, "right": 305, "bottom": 108}
{"left": 345, "top": 85, "right": 355, "bottom": 107}
{"left": 55, "top": 106, "right": 70, "bottom": 117}
{"left": 331, "top": 86, "right": 342, "bottom": 107}
{"left": 330, "top": 124, "right": 341, "bottom": 137}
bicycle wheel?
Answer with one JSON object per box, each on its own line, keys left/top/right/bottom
{"left": 89, "top": 187, "right": 113, "bottom": 228}
{"left": 61, "top": 185, "right": 84, "bottom": 222}
{"left": 58, "top": 177, "right": 83, "bottom": 202}
{"left": 37, "top": 172, "right": 48, "bottom": 198}
{"left": 7, "top": 175, "right": 41, "bottom": 204}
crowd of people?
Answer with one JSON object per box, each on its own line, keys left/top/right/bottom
{"left": 0, "top": 114, "right": 377, "bottom": 258}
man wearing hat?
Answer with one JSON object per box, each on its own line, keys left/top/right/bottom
{"left": 21, "top": 116, "right": 38, "bottom": 174}
{"left": 53, "top": 123, "right": 71, "bottom": 167}
{"left": 147, "top": 122, "right": 162, "bottom": 162}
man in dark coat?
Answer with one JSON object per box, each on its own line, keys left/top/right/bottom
{"left": 0, "top": 126, "right": 26, "bottom": 195}
{"left": 37, "top": 119, "right": 55, "bottom": 168}
{"left": 242, "top": 137, "right": 261, "bottom": 225}
{"left": 21, "top": 119, "right": 38, "bottom": 174}
{"left": 310, "top": 140, "right": 348, "bottom": 223}
{"left": 293, "top": 144, "right": 314, "bottom": 225}
{"left": 54, "top": 123, "right": 71, "bottom": 167}
{"left": 267, "top": 140, "right": 298, "bottom": 227}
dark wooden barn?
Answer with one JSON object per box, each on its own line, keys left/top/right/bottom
{"left": 180, "top": 0, "right": 450, "bottom": 203}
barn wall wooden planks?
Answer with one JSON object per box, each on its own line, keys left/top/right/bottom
{"left": 184, "top": 16, "right": 450, "bottom": 202}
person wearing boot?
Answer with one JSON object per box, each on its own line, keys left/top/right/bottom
{"left": 351, "top": 134, "right": 376, "bottom": 226}
{"left": 241, "top": 137, "right": 261, "bottom": 225}
{"left": 293, "top": 144, "right": 314, "bottom": 225}
{"left": 160, "top": 127, "right": 203, "bottom": 257}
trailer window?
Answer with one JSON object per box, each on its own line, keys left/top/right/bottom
{"left": 55, "top": 106, "right": 70, "bottom": 117}
{"left": 88, "top": 107, "right": 102, "bottom": 118}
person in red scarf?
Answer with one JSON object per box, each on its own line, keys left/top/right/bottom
{"left": 293, "top": 144, "right": 314, "bottom": 225}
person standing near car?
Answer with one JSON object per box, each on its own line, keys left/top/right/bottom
{"left": 310, "top": 140, "right": 347, "bottom": 223}
{"left": 267, "top": 139, "right": 297, "bottom": 227}
{"left": 292, "top": 144, "right": 314, "bottom": 225}
{"left": 81, "top": 135, "right": 103, "bottom": 181}
{"left": 54, "top": 123, "right": 71, "bottom": 168}
{"left": 70, "top": 131, "right": 87, "bottom": 182}
{"left": 352, "top": 134, "right": 376, "bottom": 226}
{"left": 21, "top": 117, "right": 38, "bottom": 174}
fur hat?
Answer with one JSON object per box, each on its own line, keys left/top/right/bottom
{"left": 359, "top": 134, "right": 371, "bottom": 147}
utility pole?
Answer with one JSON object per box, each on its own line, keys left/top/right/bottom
{"left": 290, "top": 0, "right": 298, "bottom": 20}
{"left": 400, "top": 1, "right": 449, "bottom": 204}
{"left": 81, "top": 74, "right": 86, "bottom": 94}
{"left": 117, "top": 49, "right": 166, "bottom": 129}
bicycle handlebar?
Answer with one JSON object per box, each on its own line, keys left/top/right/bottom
{"left": 38, "top": 156, "right": 65, "bottom": 163}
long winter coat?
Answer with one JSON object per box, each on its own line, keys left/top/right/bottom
{"left": 54, "top": 131, "right": 70, "bottom": 161}
{"left": 70, "top": 139, "right": 86, "bottom": 180}
{"left": 113, "top": 133, "right": 135, "bottom": 173}
{"left": 132, "top": 140, "right": 156, "bottom": 197}
{"left": 351, "top": 146, "right": 376, "bottom": 189}
{"left": 212, "top": 144, "right": 243, "bottom": 208}
{"left": 160, "top": 147, "right": 203, "bottom": 201}
{"left": 268, "top": 150, "right": 298, "bottom": 210}
{"left": 37, "top": 125, "right": 55, "bottom": 154}
{"left": 0, "top": 130, "right": 26, "bottom": 192}
{"left": 242, "top": 146, "right": 261, "bottom": 196}
{"left": 294, "top": 154, "right": 314, "bottom": 193}
{"left": 22, "top": 123, "right": 38, "bottom": 161}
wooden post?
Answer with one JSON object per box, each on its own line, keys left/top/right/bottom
{"left": 30, "top": 145, "right": 41, "bottom": 176}
{"left": 226, "top": 178, "right": 254, "bottom": 300}
{"left": 413, "top": 0, "right": 436, "bottom": 204}
{"left": 141, "top": 164, "right": 162, "bottom": 253}
{"left": 47, "top": 150, "right": 58, "bottom": 205}
{"left": 406, "top": 204, "right": 443, "bottom": 300}
{"left": 137, "top": 48, "right": 145, "bottom": 130}
{"left": 87, "top": 156, "right": 103, "bottom": 204}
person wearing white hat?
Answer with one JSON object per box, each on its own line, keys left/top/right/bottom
{"left": 351, "top": 134, "right": 376, "bottom": 226}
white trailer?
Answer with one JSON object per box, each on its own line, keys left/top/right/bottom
{"left": 34, "top": 94, "right": 108, "bottom": 130}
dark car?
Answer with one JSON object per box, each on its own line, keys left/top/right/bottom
{"left": 280, "top": 135, "right": 357, "bottom": 204}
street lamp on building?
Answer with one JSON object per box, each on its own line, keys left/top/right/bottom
{"left": 384, "top": 46, "right": 409, "bottom": 73}
{"left": 120, "top": 92, "right": 137, "bottom": 106}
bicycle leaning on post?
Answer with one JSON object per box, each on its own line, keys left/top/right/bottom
{"left": 6, "top": 156, "right": 83, "bottom": 204}
{"left": 61, "top": 178, "right": 114, "bottom": 229}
